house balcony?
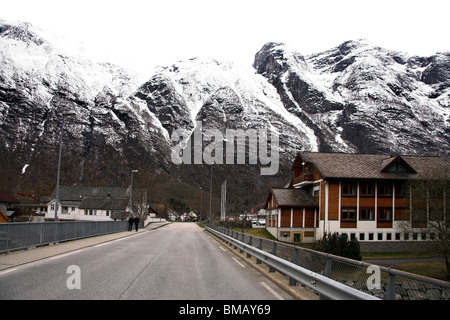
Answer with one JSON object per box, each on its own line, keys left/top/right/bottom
{"left": 292, "top": 174, "right": 314, "bottom": 188}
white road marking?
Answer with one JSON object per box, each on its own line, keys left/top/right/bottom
{"left": 232, "top": 257, "right": 246, "bottom": 268}
{"left": 0, "top": 268, "right": 17, "bottom": 276}
{"left": 260, "top": 281, "right": 285, "bottom": 300}
{"left": 218, "top": 246, "right": 226, "bottom": 251}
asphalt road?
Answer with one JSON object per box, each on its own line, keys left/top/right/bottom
{"left": 0, "top": 223, "right": 293, "bottom": 300}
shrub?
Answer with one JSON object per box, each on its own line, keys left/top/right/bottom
{"left": 316, "top": 232, "right": 362, "bottom": 261}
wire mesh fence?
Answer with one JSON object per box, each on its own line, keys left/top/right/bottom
{"left": 214, "top": 226, "right": 450, "bottom": 300}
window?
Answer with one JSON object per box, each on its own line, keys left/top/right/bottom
{"left": 395, "top": 182, "right": 407, "bottom": 197}
{"left": 359, "top": 233, "right": 365, "bottom": 241}
{"left": 342, "top": 183, "right": 356, "bottom": 196}
{"left": 106, "top": 210, "right": 110, "bottom": 217}
{"left": 378, "top": 183, "right": 391, "bottom": 197}
{"left": 341, "top": 207, "right": 356, "bottom": 221}
{"left": 386, "top": 233, "right": 392, "bottom": 240}
{"left": 51, "top": 204, "right": 55, "bottom": 211}
{"left": 378, "top": 233, "right": 383, "bottom": 240}
{"left": 395, "top": 233, "right": 401, "bottom": 240}
{"left": 404, "top": 233, "right": 409, "bottom": 240}
{"left": 85, "top": 210, "right": 88, "bottom": 215}
{"left": 369, "top": 233, "right": 374, "bottom": 240}
{"left": 360, "top": 208, "right": 374, "bottom": 220}
{"left": 360, "top": 183, "right": 374, "bottom": 196}
{"left": 378, "top": 208, "right": 392, "bottom": 221}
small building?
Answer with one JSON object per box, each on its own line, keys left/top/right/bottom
{"left": 264, "top": 187, "right": 318, "bottom": 243}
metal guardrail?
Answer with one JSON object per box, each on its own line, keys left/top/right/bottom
{"left": 206, "top": 227, "right": 379, "bottom": 300}
{"left": 0, "top": 221, "right": 139, "bottom": 253}
{"left": 206, "top": 226, "right": 450, "bottom": 300}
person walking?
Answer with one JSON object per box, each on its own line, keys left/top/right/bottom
{"left": 134, "top": 216, "right": 140, "bottom": 232}
{"left": 128, "top": 215, "right": 134, "bottom": 231}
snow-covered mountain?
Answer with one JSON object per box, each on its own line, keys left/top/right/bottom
{"left": 254, "top": 41, "right": 450, "bottom": 154}
{"left": 1, "top": 19, "right": 449, "bottom": 212}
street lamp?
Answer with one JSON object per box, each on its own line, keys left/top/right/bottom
{"left": 130, "top": 169, "right": 138, "bottom": 217}
{"left": 54, "top": 110, "right": 76, "bottom": 221}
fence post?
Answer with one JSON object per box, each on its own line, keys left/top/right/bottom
{"left": 383, "top": 271, "right": 397, "bottom": 300}
{"left": 289, "top": 247, "right": 298, "bottom": 286}
{"left": 269, "top": 242, "right": 277, "bottom": 272}
{"left": 247, "top": 236, "right": 252, "bottom": 258}
{"left": 320, "top": 254, "right": 333, "bottom": 300}
{"left": 256, "top": 238, "right": 263, "bottom": 264}
{"left": 239, "top": 233, "right": 244, "bottom": 253}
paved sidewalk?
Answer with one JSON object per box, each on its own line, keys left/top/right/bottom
{"left": 0, "top": 221, "right": 170, "bottom": 272}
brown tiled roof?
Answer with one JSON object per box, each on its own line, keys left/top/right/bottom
{"left": 299, "top": 152, "right": 450, "bottom": 180}
{"left": 0, "top": 189, "right": 19, "bottom": 203}
{"left": 270, "top": 188, "right": 317, "bottom": 208}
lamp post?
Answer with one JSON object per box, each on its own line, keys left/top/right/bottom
{"left": 130, "top": 169, "right": 138, "bottom": 217}
{"left": 199, "top": 186, "right": 203, "bottom": 221}
{"left": 209, "top": 165, "right": 212, "bottom": 225}
{"left": 54, "top": 110, "right": 76, "bottom": 221}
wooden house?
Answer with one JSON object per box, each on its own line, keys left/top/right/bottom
{"left": 263, "top": 152, "right": 450, "bottom": 247}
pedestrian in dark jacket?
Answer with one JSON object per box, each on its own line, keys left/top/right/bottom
{"left": 128, "top": 216, "right": 134, "bottom": 231}
{"left": 134, "top": 216, "right": 140, "bottom": 232}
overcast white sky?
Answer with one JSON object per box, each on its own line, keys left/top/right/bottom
{"left": 2, "top": 0, "right": 449, "bottom": 76}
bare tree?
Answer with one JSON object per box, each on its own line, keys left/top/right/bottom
{"left": 405, "top": 167, "right": 450, "bottom": 279}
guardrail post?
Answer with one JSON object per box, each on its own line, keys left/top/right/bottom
{"left": 289, "top": 247, "right": 298, "bottom": 286}
{"left": 247, "top": 236, "right": 252, "bottom": 258}
{"left": 383, "top": 271, "right": 396, "bottom": 300}
{"left": 269, "top": 242, "right": 277, "bottom": 272}
{"left": 256, "top": 238, "right": 263, "bottom": 264}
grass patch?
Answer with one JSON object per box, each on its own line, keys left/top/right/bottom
{"left": 396, "top": 262, "right": 448, "bottom": 281}
{"left": 230, "top": 227, "right": 277, "bottom": 240}
{"left": 361, "top": 251, "right": 437, "bottom": 259}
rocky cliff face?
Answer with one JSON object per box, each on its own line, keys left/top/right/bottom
{"left": 254, "top": 41, "right": 450, "bottom": 155}
{"left": 0, "top": 19, "right": 172, "bottom": 194}
{"left": 1, "top": 19, "right": 449, "bottom": 213}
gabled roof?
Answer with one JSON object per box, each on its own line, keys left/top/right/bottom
{"left": 0, "top": 189, "right": 19, "bottom": 204}
{"left": 297, "top": 152, "right": 450, "bottom": 180}
{"left": 265, "top": 188, "right": 317, "bottom": 208}
{"left": 79, "top": 196, "right": 128, "bottom": 210}
{"left": 44, "top": 186, "right": 130, "bottom": 202}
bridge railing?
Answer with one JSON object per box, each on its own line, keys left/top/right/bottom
{"left": 0, "top": 220, "right": 138, "bottom": 253}
{"left": 207, "top": 226, "right": 450, "bottom": 300}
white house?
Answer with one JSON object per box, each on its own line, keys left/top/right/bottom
{"left": 43, "top": 186, "right": 136, "bottom": 221}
